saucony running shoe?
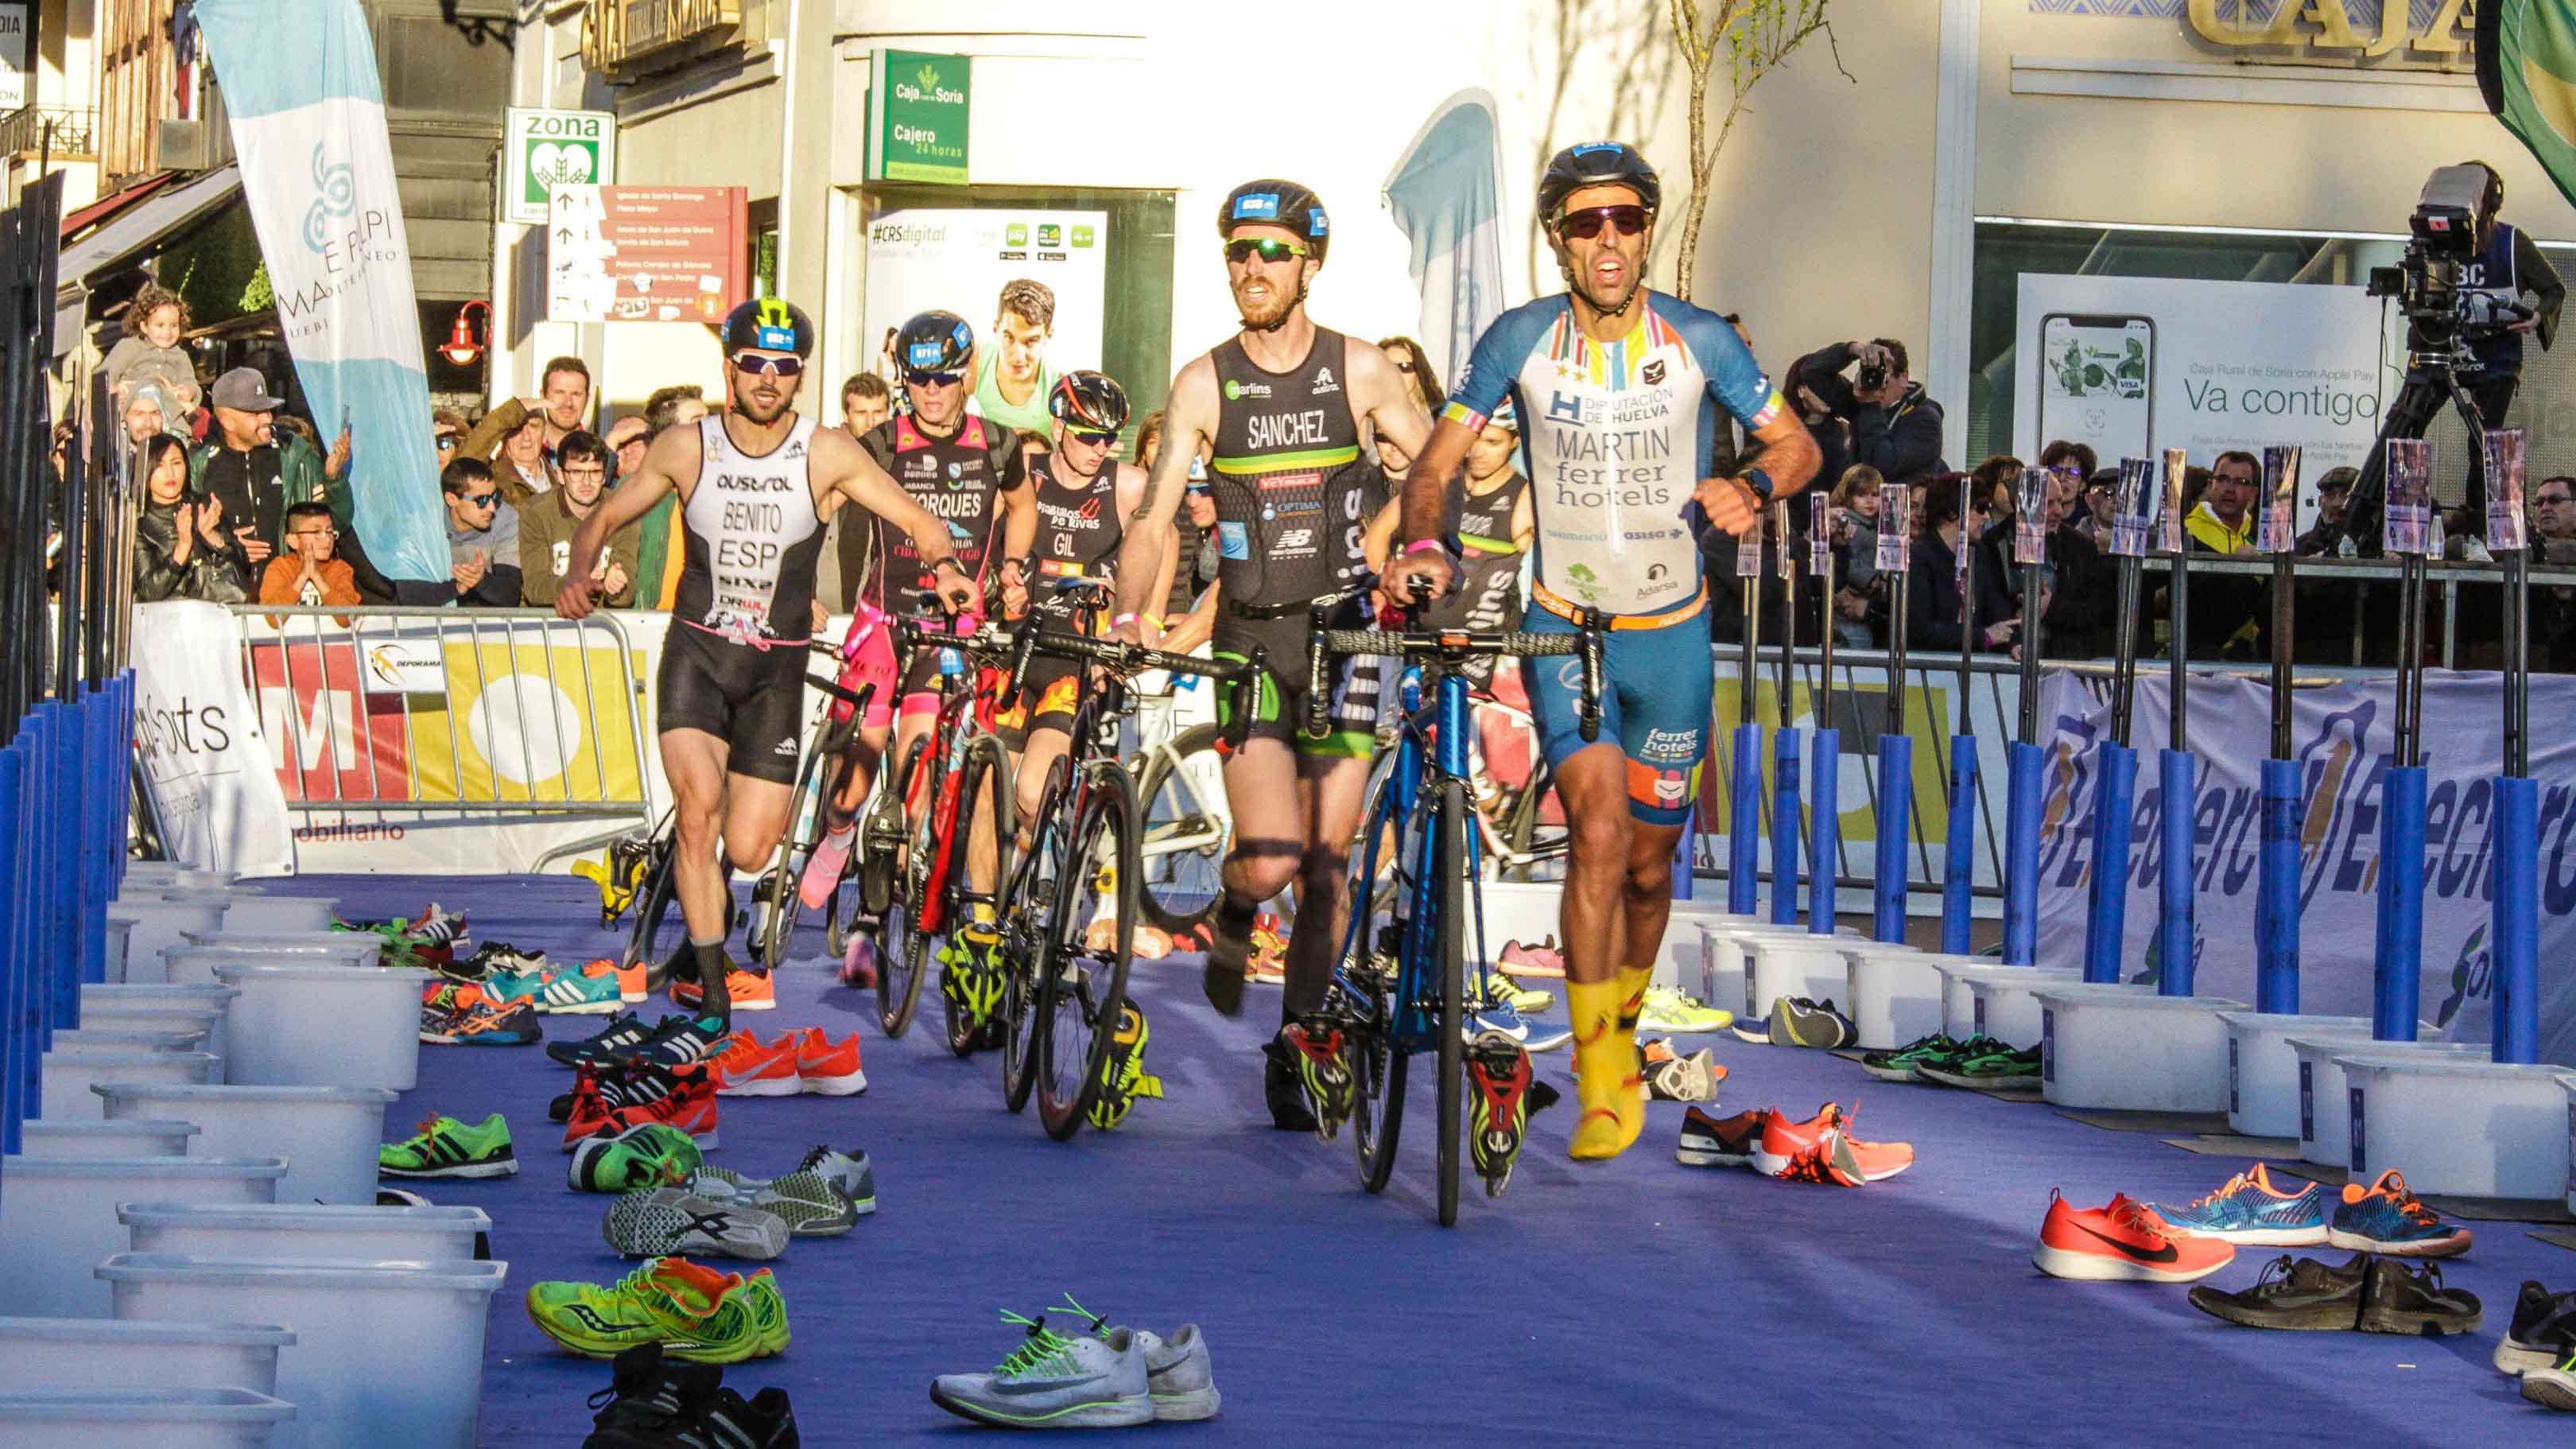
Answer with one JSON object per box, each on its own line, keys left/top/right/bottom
{"left": 526, "top": 1257, "right": 762, "bottom": 1364}
{"left": 604, "top": 1187, "right": 789, "bottom": 1261}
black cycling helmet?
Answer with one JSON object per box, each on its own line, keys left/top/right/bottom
{"left": 1216, "top": 179, "right": 1330, "bottom": 264}
{"left": 1537, "top": 142, "right": 1662, "bottom": 224}
{"left": 720, "top": 297, "right": 816, "bottom": 359}
{"left": 896, "top": 310, "right": 975, "bottom": 375}
{"left": 1049, "top": 370, "right": 1131, "bottom": 434}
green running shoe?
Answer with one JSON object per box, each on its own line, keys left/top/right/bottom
{"left": 741, "top": 1268, "right": 790, "bottom": 1358}
{"left": 1859, "top": 1032, "right": 1958, "bottom": 1083}
{"left": 526, "top": 1257, "right": 763, "bottom": 1363}
{"left": 1636, "top": 985, "right": 1733, "bottom": 1034}
{"left": 1918, "top": 1039, "right": 2043, "bottom": 1091}
{"left": 379, "top": 1112, "right": 517, "bottom": 1179}
{"left": 568, "top": 1121, "right": 702, "bottom": 1193}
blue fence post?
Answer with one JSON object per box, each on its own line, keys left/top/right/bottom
{"left": 1728, "top": 723, "right": 1761, "bottom": 915}
{"left": 2002, "top": 741, "right": 2043, "bottom": 965}
{"left": 1807, "top": 728, "right": 1838, "bottom": 933}
{"left": 0, "top": 740, "right": 21, "bottom": 1157}
{"left": 78, "top": 687, "right": 112, "bottom": 985}
{"left": 2372, "top": 763, "right": 2428, "bottom": 1041}
{"left": 1769, "top": 726, "right": 1802, "bottom": 926}
{"left": 1872, "top": 735, "right": 1911, "bottom": 943}
{"left": 113, "top": 672, "right": 134, "bottom": 895}
{"left": 10, "top": 734, "right": 35, "bottom": 1125}
{"left": 2158, "top": 748, "right": 2198, "bottom": 996}
{"left": 1942, "top": 736, "right": 1978, "bottom": 955}
{"left": 2082, "top": 742, "right": 2137, "bottom": 985}
{"left": 2493, "top": 773, "right": 2539, "bottom": 1063}
{"left": 2256, "top": 756, "right": 2302, "bottom": 1014}
{"left": 45, "top": 702, "right": 81, "bottom": 1033}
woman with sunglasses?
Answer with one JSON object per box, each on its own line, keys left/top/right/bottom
{"left": 557, "top": 297, "right": 977, "bottom": 1032}
{"left": 1381, "top": 140, "right": 1822, "bottom": 1167}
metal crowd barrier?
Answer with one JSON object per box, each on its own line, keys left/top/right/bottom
{"left": 227, "top": 605, "right": 657, "bottom": 869}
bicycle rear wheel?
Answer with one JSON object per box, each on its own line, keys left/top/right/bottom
{"left": 1036, "top": 763, "right": 1139, "bottom": 1140}
{"left": 1347, "top": 776, "right": 1406, "bottom": 1195}
{"left": 1431, "top": 778, "right": 1468, "bottom": 1229}
{"left": 1131, "top": 724, "right": 1228, "bottom": 935}
{"left": 623, "top": 831, "right": 690, "bottom": 981}
{"left": 875, "top": 736, "right": 934, "bottom": 1039}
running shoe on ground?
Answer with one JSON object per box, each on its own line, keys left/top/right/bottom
{"left": 2329, "top": 1169, "right": 2471, "bottom": 1257}
{"left": 708, "top": 1031, "right": 801, "bottom": 1097}
{"left": 490, "top": 958, "right": 623, "bottom": 1016}
{"left": 1917, "top": 1039, "right": 2042, "bottom": 1091}
{"left": 1466, "top": 993, "right": 1530, "bottom": 1043}
{"left": 741, "top": 1268, "right": 790, "bottom": 1358}
{"left": 570, "top": 1122, "right": 704, "bottom": 1194}
{"left": 681, "top": 1385, "right": 801, "bottom": 1449}
{"left": 929, "top": 1305, "right": 1154, "bottom": 1429}
{"left": 620, "top": 1016, "right": 733, "bottom": 1074}
{"left": 377, "top": 1187, "right": 433, "bottom": 1207}
{"left": 2148, "top": 1162, "right": 2330, "bottom": 1245}
{"left": 1496, "top": 981, "right": 1554, "bottom": 1015}
{"left": 1276, "top": 1018, "right": 1356, "bottom": 1142}
{"left": 1727, "top": 1016, "right": 1772, "bottom": 1045}
{"left": 2359, "top": 1256, "right": 2481, "bottom": 1335}
{"left": 555, "top": 1058, "right": 692, "bottom": 1124}
{"left": 1645, "top": 1045, "right": 1724, "bottom": 1103}
{"left": 1496, "top": 936, "right": 1566, "bottom": 979}
{"left": 2498, "top": 1281, "right": 2576, "bottom": 1375}
{"left": 743, "top": 1169, "right": 861, "bottom": 1237}
{"left": 1860, "top": 1032, "right": 1958, "bottom": 1083}
{"left": 578, "top": 1342, "right": 727, "bottom": 1448}
{"left": 551, "top": 1012, "right": 665, "bottom": 1069}
{"left": 423, "top": 996, "right": 542, "bottom": 1046}
{"left": 1637, "top": 985, "right": 1732, "bottom": 1034}
{"left": 1245, "top": 913, "right": 1287, "bottom": 985}
{"left": 617, "top": 959, "right": 651, "bottom": 1003}
{"left": 2528, "top": 1350, "right": 2576, "bottom": 1413}
{"left": 1744, "top": 1103, "right": 1846, "bottom": 1177}
{"left": 605, "top": 1187, "right": 789, "bottom": 1261}
{"left": 1088, "top": 1004, "right": 1166, "bottom": 1131}
{"left": 799, "top": 823, "right": 855, "bottom": 911}
{"left": 379, "top": 1112, "right": 517, "bottom": 1179}
{"left": 1675, "top": 1106, "right": 1768, "bottom": 1168}
{"left": 838, "top": 930, "right": 879, "bottom": 990}
{"left": 1520, "top": 1015, "right": 1573, "bottom": 1053}
{"left": 564, "top": 1064, "right": 719, "bottom": 1150}
{"left": 671, "top": 963, "right": 776, "bottom": 1014}
{"left": 689, "top": 1145, "right": 877, "bottom": 1218}
{"left": 1127, "top": 1324, "right": 1220, "bottom": 1422}
{"left": 2032, "top": 1189, "right": 2235, "bottom": 1283}
{"left": 1750, "top": 1101, "right": 1911, "bottom": 1183}
{"left": 527, "top": 1257, "right": 762, "bottom": 1364}
{"left": 1768, "top": 996, "right": 1853, "bottom": 1049}
{"left": 2186, "top": 1252, "right": 2371, "bottom": 1331}
{"left": 792, "top": 1027, "right": 867, "bottom": 1095}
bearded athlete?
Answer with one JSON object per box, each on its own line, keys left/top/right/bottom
{"left": 557, "top": 298, "right": 975, "bottom": 1039}
{"left": 1109, "top": 178, "right": 1441, "bottom": 1132}
{"left": 1386, "top": 143, "right": 1821, "bottom": 1162}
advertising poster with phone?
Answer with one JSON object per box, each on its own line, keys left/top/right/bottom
{"left": 2014, "top": 274, "right": 2392, "bottom": 531}
{"left": 862, "top": 208, "right": 1109, "bottom": 390}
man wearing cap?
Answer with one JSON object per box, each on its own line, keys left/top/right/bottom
{"left": 188, "top": 366, "right": 332, "bottom": 565}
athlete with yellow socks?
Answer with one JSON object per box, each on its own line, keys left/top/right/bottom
{"left": 1385, "top": 142, "right": 1819, "bottom": 1160}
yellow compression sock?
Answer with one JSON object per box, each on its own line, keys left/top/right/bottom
{"left": 1616, "top": 965, "right": 1652, "bottom": 1031}
{"left": 1567, "top": 977, "right": 1645, "bottom": 1161}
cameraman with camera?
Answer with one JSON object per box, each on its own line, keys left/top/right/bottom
{"left": 1793, "top": 338, "right": 1947, "bottom": 486}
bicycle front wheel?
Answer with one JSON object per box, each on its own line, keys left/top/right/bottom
{"left": 1131, "top": 724, "right": 1228, "bottom": 936}
{"left": 1036, "top": 763, "right": 1139, "bottom": 1140}
{"left": 1347, "top": 771, "right": 1406, "bottom": 1195}
{"left": 875, "top": 736, "right": 934, "bottom": 1039}
{"left": 755, "top": 743, "right": 828, "bottom": 971}
{"left": 1003, "top": 754, "right": 1072, "bottom": 1114}
{"left": 1431, "top": 778, "right": 1468, "bottom": 1229}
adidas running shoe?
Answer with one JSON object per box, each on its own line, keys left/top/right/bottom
{"left": 568, "top": 1121, "right": 704, "bottom": 1194}
{"left": 604, "top": 1187, "right": 789, "bottom": 1261}
{"left": 1860, "top": 1032, "right": 1958, "bottom": 1083}
{"left": 492, "top": 958, "right": 623, "bottom": 1016}
{"left": 550, "top": 1011, "right": 666, "bottom": 1069}
{"left": 379, "top": 1112, "right": 517, "bottom": 1179}
{"left": 527, "top": 1257, "right": 762, "bottom": 1364}
{"left": 1088, "top": 1004, "right": 1165, "bottom": 1131}
{"left": 619, "top": 1016, "right": 732, "bottom": 1073}
{"left": 1276, "top": 1018, "right": 1356, "bottom": 1143}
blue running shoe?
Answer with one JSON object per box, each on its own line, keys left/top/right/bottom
{"left": 1468, "top": 994, "right": 1530, "bottom": 1044}
{"left": 2147, "top": 1163, "right": 2329, "bottom": 1245}
{"left": 490, "top": 958, "right": 624, "bottom": 1016}
{"left": 2328, "top": 1168, "right": 2471, "bottom": 1258}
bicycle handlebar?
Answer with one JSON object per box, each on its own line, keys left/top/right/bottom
{"left": 805, "top": 675, "right": 874, "bottom": 711}
{"left": 1009, "top": 627, "right": 1264, "bottom": 752}
{"left": 1301, "top": 577, "right": 1603, "bottom": 744}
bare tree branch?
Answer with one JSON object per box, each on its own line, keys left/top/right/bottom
{"left": 1668, "top": 0, "right": 1852, "bottom": 301}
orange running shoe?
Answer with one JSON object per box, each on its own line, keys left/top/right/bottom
{"left": 1746, "top": 1102, "right": 1846, "bottom": 1177}
{"left": 792, "top": 1028, "right": 867, "bottom": 1096}
{"left": 2033, "top": 1189, "right": 2235, "bottom": 1283}
{"left": 1829, "top": 1102, "right": 1915, "bottom": 1183}
{"left": 615, "top": 960, "right": 650, "bottom": 1003}
{"left": 564, "top": 1064, "right": 718, "bottom": 1149}
{"left": 671, "top": 965, "right": 778, "bottom": 1013}
{"left": 709, "top": 1031, "right": 801, "bottom": 1097}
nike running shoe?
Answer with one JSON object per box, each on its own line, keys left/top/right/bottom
{"left": 670, "top": 962, "right": 776, "bottom": 1014}
{"left": 551, "top": 1011, "right": 666, "bottom": 1069}
{"left": 1636, "top": 985, "right": 1732, "bottom": 1034}
{"left": 568, "top": 1122, "right": 704, "bottom": 1194}
{"left": 2499, "top": 1280, "right": 2576, "bottom": 1376}
{"left": 929, "top": 1306, "right": 1154, "bottom": 1430}
{"left": 1124, "top": 1324, "right": 1221, "bottom": 1422}
{"left": 2328, "top": 1168, "right": 2471, "bottom": 1257}
{"left": 799, "top": 823, "right": 856, "bottom": 911}
{"left": 1465, "top": 1028, "right": 1539, "bottom": 1197}
{"left": 1916, "top": 1039, "right": 2042, "bottom": 1091}
{"left": 1520, "top": 1016, "right": 1573, "bottom": 1053}
{"left": 1859, "top": 1032, "right": 1958, "bottom": 1083}
{"left": 2148, "top": 1162, "right": 2330, "bottom": 1245}
{"left": 1675, "top": 1106, "right": 1768, "bottom": 1168}
{"left": 1465, "top": 993, "right": 1531, "bottom": 1043}
{"left": 1748, "top": 1101, "right": 1913, "bottom": 1183}
{"left": 527, "top": 1257, "right": 762, "bottom": 1364}
{"left": 1277, "top": 1018, "right": 1356, "bottom": 1143}
{"left": 379, "top": 1112, "right": 517, "bottom": 1179}
{"left": 604, "top": 1187, "right": 789, "bottom": 1261}
{"left": 708, "top": 1031, "right": 801, "bottom": 1097}
{"left": 2186, "top": 1252, "right": 2370, "bottom": 1330}
{"left": 1645, "top": 1045, "right": 1724, "bottom": 1103}
{"left": 689, "top": 1145, "right": 877, "bottom": 1219}
{"left": 1088, "top": 1004, "right": 1166, "bottom": 1131}
{"left": 744, "top": 1169, "right": 862, "bottom": 1237}
{"left": 2032, "top": 1189, "right": 2235, "bottom": 1283}
{"left": 791, "top": 1027, "right": 867, "bottom": 1096}
{"left": 1496, "top": 936, "right": 1566, "bottom": 979}
{"left": 1768, "top": 996, "right": 1853, "bottom": 1049}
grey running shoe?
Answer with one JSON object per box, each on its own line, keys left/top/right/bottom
{"left": 929, "top": 1307, "right": 1152, "bottom": 1429}
{"left": 603, "top": 1186, "right": 789, "bottom": 1261}
{"left": 1130, "top": 1324, "right": 1220, "bottom": 1421}
{"left": 1645, "top": 1046, "right": 1723, "bottom": 1103}
{"left": 749, "top": 1169, "right": 859, "bottom": 1237}
{"left": 1768, "top": 996, "right": 1853, "bottom": 1050}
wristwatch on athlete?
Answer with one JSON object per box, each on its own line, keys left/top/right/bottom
{"left": 1740, "top": 468, "right": 1775, "bottom": 503}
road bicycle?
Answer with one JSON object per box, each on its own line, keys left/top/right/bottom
{"left": 749, "top": 639, "right": 875, "bottom": 971}
{"left": 1306, "top": 581, "right": 1600, "bottom": 1226}
{"left": 986, "top": 579, "right": 1255, "bottom": 1136}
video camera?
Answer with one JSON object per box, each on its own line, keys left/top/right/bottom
{"left": 2366, "top": 164, "right": 2529, "bottom": 363}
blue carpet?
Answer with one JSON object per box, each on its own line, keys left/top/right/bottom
{"left": 283, "top": 874, "right": 2558, "bottom": 1444}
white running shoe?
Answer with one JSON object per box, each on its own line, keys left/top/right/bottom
{"left": 930, "top": 1309, "right": 1152, "bottom": 1428}
{"left": 1131, "top": 1324, "right": 1221, "bottom": 1421}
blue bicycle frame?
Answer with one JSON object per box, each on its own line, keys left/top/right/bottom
{"left": 1335, "top": 659, "right": 1479, "bottom": 1059}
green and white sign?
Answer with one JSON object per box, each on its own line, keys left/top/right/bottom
{"left": 867, "top": 49, "right": 971, "bottom": 185}
{"left": 502, "top": 107, "right": 616, "bottom": 227}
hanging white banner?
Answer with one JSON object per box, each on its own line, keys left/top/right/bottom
{"left": 131, "top": 602, "right": 297, "bottom": 876}
{"left": 2031, "top": 668, "right": 2576, "bottom": 1064}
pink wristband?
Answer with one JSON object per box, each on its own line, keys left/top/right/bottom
{"left": 1112, "top": 613, "right": 1139, "bottom": 628}
{"left": 1403, "top": 538, "right": 1445, "bottom": 557}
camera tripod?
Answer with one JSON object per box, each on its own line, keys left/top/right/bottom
{"left": 2334, "top": 346, "right": 2514, "bottom": 557}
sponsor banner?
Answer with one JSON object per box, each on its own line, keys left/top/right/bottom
{"left": 133, "top": 603, "right": 297, "bottom": 876}
{"left": 862, "top": 207, "right": 1108, "bottom": 387}
{"left": 2031, "top": 668, "right": 2576, "bottom": 1065}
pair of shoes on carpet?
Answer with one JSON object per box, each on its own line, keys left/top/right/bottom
{"left": 530, "top": 1257, "right": 787, "bottom": 1365}
{"left": 931, "top": 1296, "right": 1220, "bottom": 1428}
{"left": 1674, "top": 1101, "right": 1911, "bottom": 1185}
{"left": 1859, "top": 1032, "right": 2039, "bottom": 1091}
{"left": 2147, "top": 1163, "right": 2472, "bottom": 1257}
{"left": 705, "top": 1027, "right": 867, "bottom": 1096}
{"left": 2186, "top": 1251, "right": 2481, "bottom": 1336}
{"left": 582, "top": 1341, "right": 798, "bottom": 1447}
